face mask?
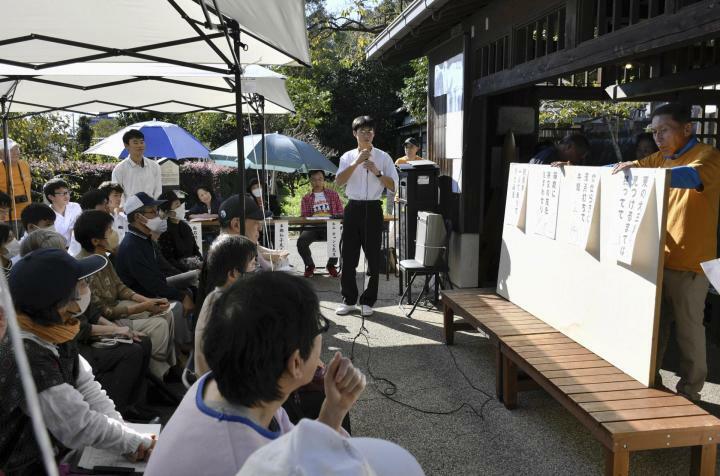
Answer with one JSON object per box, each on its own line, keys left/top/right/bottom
{"left": 173, "top": 204, "right": 186, "bottom": 221}
{"left": 30, "top": 224, "right": 56, "bottom": 233}
{"left": 106, "top": 230, "right": 120, "bottom": 252}
{"left": 146, "top": 216, "right": 167, "bottom": 234}
{"left": 5, "top": 238, "right": 20, "bottom": 258}
{"left": 71, "top": 288, "right": 91, "bottom": 317}
{"left": 251, "top": 187, "right": 262, "bottom": 198}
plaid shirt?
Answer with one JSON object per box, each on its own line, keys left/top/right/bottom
{"left": 301, "top": 188, "right": 344, "bottom": 217}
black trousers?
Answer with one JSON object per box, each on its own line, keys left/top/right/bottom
{"left": 340, "top": 200, "right": 383, "bottom": 306}
{"left": 297, "top": 228, "right": 338, "bottom": 268}
{"left": 79, "top": 336, "right": 151, "bottom": 412}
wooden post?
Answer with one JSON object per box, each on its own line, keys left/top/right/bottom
{"left": 443, "top": 305, "right": 455, "bottom": 345}
{"left": 690, "top": 444, "right": 717, "bottom": 476}
{"left": 603, "top": 447, "right": 630, "bottom": 476}
{"left": 502, "top": 353, "right": 518, "bottom": 409}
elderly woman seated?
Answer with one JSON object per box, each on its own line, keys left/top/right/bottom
{"left": 73, "top": 210, "right": 176, "bottom": 379}
{"left": 0, "top": 249, "right": 156, "bottom": 474}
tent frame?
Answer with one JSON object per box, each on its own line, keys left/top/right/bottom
{"left": 0, "top": 0, "right": 310, "bottom": 235}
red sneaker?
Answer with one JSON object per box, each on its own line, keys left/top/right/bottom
{"left": 326, "top": 265, "right": 339, "bottom": 278}
{"left": 304, "top": 266, "right": 315, "bottom": 278}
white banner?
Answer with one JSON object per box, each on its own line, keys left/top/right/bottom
{"left": 188, "top": 222, "right": 203, "bottom": 256}
{"left": 274, "top": 220, "right": 289, "bottom": 251}
{"left": 327, "top": 220, "right": 343, "bottom": 258}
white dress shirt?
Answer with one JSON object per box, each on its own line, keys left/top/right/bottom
{"left": 337, "top": 147, "right": 399, "bottom": 201}
{"left": 53, "top": 201, "right": 82, "bottom": 244}
{"left": 111, "top": 156, "right": 162, "bottom": 200}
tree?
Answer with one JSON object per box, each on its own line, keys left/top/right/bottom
{"left": 76, "top": 116, "right": 93, "bottom": 151}
{"left": 398, "top": 57, "right": 428, "bottom": 124}
{"left": 7, "top": 113, "right": 73, "bottom": 160}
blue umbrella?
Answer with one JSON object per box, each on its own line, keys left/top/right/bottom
{"left": 84, "top": 120, "right": 209, "bottom": 159}
{"left": 209, "top": 133, "right": 337, "bottom": 174}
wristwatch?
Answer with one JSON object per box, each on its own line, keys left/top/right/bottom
{"left": 375, "top": 171, "right": 383, "bottom": 178}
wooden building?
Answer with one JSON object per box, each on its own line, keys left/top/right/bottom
{"left": 367, "top": 0, "right": 720, "bottom": 286}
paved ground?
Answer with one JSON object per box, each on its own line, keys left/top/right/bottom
{"left": 294, "top": 237, "right": 720, "bottom": 475}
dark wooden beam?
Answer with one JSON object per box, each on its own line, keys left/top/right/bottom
{"left": 473, "top": 1, "right": 720, "bottom": 97}
{"left": 534, "top": 85, "right": 609, "bottom": 100}
{"left": 609, "top": 64, "right": 720, "bottom": 97}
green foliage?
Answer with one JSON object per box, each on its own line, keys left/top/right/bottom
{"left": 540, "top": 100, "right": 646, "bottom": 127}
{"left": 399, "top": 57, "right": 428, "bottom": 123}
{"left": 7, "top": 113, "right": 75, "bottom": 160}
{"left": 76, "top": 116, "right": 93, "bottom": 151}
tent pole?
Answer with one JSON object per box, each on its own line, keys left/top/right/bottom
{"left": 1, "top": 97, "right": 18, "bottom": 238}
{"left": 231, "top": 24, "right": 246, "bottom": 236}
{"left": 260, "top": 95, "right": 267, "bottom": 191}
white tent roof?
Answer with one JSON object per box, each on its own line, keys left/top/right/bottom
{"left": 0, "top": 64, "right": 294, "bottom": 115}
{"left": 0, "top": 0, "right": 310, "bottom": 67}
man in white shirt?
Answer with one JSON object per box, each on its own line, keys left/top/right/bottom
{"left": 335, "top": 116, "right": 398, "bottom": 317}
{"left": 111, "top": 129, "right": 162, "bottom": 200}
{"left": 43, "top": 177, "right": 82, "bottom": 245}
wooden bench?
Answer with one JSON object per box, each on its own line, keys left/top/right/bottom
{"left": 442, "top": 288, "right": 720, "bottom": 475}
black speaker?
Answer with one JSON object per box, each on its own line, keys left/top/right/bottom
{"left": 397, "top": 163, "right": 439, "bottom": 262}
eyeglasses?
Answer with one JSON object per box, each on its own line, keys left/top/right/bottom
{"left": 356, "top": 129, "right": 374, "bottom": 134}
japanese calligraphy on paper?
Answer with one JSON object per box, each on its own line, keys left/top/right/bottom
{"left": 567, "top": 170, "right": 600, "bottom": 248}
{"left": 188, "top": 222, "right": 203, "bottom": 256}
{"left": 617, "top": 172, "right": 654, "bottom": 264}
{"left": 274, "top": 220, "right": 289, "bottom": 251}
{"left": 504, "top": 164, "right": 529, "bottom": 226}
{"left": 327, "top": 220, "right": 343, "bottom": 258}
{"left": 534, "top": 168, "right": 562, "bottom": 239}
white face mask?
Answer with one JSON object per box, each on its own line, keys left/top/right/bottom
{"left": 251, "top": 187, "right": 262, "bottom": 198}
{"left": 30, "top": 224, "right": 56, "bottom": 233}
{"left": 173, "top": 204, "right": 186, "bottom": 221}
{"left": 71, "top": 288, "right": 91, "bottom": 317}
{"left": 146, "top": 216, "right": 167, "bottom": 234}
{"left": 5, "top": 238, "right": 20, "bottom": 258}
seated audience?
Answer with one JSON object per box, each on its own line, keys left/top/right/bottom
{"left": 218, "top": 194, "right": 288, "bottom": 270}
{"left": 98, "top": 181, "right": 129, "bottom": 243}
{"left": 0, "top": 222, "right": 19, "bottom": 274}
{"left": 193, "top": 234, "right": 257, "bottom": 376}
{"left": 115, "top": 192, "right": 193, "bottom": 350}
{"left": 79, "top": 189, "right": 110, "bottom": 212}
{"left": 0, "top": 190, "right": 12, "bottom": 223}
{"left": 0, "top": 249, "right": 155, "bottom": 474}
{"left": 238, "top": 418, "right": 424, "bottom": 475}
{"left": 187, "top": 185, "right": 221, "bottom": 219}
{"left": 145, "top": 272, "right": 365, "bottom": 476}
{"left": 20, "top": 203, "right": 57, "bottom": 237}
{"left": 552, "top": 133, "right": 591, "bottom": 166}
{"left": 43, "top": 177, "right": 82, "bottom": 245}
{"left": 16, "top": 223, "right": 155, "bottom": 420}
{"left": 634, "top": 131, "right": 659, "bottom": 160}
{"left": 75, "top": 210, "right": 176, "bottom": 379}
{"left": 157, "top": 190, "right": 202, "bottom": 272}
{"left": 247, "top": 177, "right": 274, "bottom": 218}
{"left": 298, "top": 170, "right": 344, "bottom": 278}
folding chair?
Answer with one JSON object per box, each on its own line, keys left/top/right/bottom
{"left": 398, "top": 219, "right": 453, "bottom": 318}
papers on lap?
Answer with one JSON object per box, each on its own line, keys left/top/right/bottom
{"left": 78, "top": 423, "right": 160, "bottom": 473}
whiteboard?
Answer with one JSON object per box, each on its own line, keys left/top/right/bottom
{"left": 497, "top": 165, "right": 669, "bottom": 386}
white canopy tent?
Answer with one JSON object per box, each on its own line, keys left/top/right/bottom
{"left": 0, "top": 64, "right": 294, "bottom": 115}
{"left": 0, "top": 0, "right": 310, "bottom": 68}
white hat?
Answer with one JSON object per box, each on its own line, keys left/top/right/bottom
{"left": 237, "top": 419, "right": 425, "bottom": 476}
{"left": 0, "top": 138, "right": 17, "bottom": 150}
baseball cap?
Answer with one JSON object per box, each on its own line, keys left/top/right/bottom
{"left": 124, "top": 192, "right": 166, "bottom": 215}
{"left": 9, "top": 248, "right": 107, "bottom": 314}
{"left": 404, "top": 137, "right": 419, "bottom": 147}
{"left": 218, "top": 194, "right": 265, "bottom": 226}
{"left": 237, "top": 419, "right": 425, "bottom": 476}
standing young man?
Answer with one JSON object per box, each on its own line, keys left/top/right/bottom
{"left": 613, "top": 103, "right": 720, "bottom": 401}
{"left": 335, "top": 116, "right": 398, "bottom": 317}
{"left": 111, "top": 129, "right": 162, "bottom": 200}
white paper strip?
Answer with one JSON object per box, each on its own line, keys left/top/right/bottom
{"left": 188, "top": 222, "right": 203, "bottom": 256}
{"left": 274, "top": 220, "right": 289, "bottom": 251}
{"left": 567, "top": 169, "right": 601, "bottom": 248}
{"left": 617, "top": 171, "right": 655, "bottom": 264}
{"left": 327, "top": 220, "right": 343, "bottom": 258}
{"left": 533, "top": 167, "right": 562, "bottom": 240}
{"left": 504, "top": 163, "right": 529, "bottom": 227}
